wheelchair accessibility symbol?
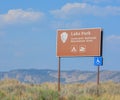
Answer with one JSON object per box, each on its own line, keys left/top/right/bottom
{"left": 94, "top": 57, "right": 103, "bottom": 66}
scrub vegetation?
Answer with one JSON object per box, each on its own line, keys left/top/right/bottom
{"left": 0, "top": 79, "right": 120, "bottom": 100}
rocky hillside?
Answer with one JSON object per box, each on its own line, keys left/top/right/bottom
{"left": 0, "top": 69, "right": 120, "bottom": 84}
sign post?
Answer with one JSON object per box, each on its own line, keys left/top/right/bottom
{"left": 97, "top": 66, "right": 100, "bottom": 96}
{"left": 97, "top": 66, "right": 100, "bottom": 85}
{"left": 94, "top": 56, "right": 103, "bottom": 96}
{"left": 58, "top": 57, "right": 61, "bottom": 92}
{"left": 94, "top": 56, "right": 103, "bottom": 85}
{"left": 56, "top": 28, "right": 103, "bottom": 96}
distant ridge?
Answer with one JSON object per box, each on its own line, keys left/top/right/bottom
{"left": 0, "top": 69, "right": 120, "bottom": 84}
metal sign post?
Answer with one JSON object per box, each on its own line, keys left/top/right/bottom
{"left": 94, "top": 56, "right": 103, "bottom": 96}
{"left": 56, "top": 28, "right": 103, "bottom": 98}
{"left": 94, "top": 56, "right": 103, "bottom": 85}
{"left": 97, "top": 66, "right": 100, "bottom": 85}
{"left": 58, "top": 57, "right": 61, "bottom": 100}
{"left": 97, "top": 66, "right": 100, "bottom": 96}
{"left": 58, "top": 57, "right": 61, "bottom": 92}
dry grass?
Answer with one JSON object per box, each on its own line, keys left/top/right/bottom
{"left": 0, "top": 79, "right": 120, "bottom": 100}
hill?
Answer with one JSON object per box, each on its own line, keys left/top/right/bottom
{"left": 0, "top": 69, "right": 120, "bottom": 84}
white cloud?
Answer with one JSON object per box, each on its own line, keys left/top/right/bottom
{"left": 82, "top": 0, "right": 111, "bottom": 3}
{"left": 83, "top": 0, "right": 120, "bottom": 4}
{"left": 107, "top": 35, "right": 120, "bottom": 41}
{"left": 0, "top": 9, "right": 44, "bottom": 24}
{"left": 51, "top": 3, "right": 120, "bottom": 18}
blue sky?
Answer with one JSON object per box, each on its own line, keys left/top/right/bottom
{"left": 0, "top": 0, "right": 120, "bottom": 71}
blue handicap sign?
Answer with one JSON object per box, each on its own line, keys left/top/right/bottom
{"left": 94, "top": 57, "right": 103, "bottom": 66}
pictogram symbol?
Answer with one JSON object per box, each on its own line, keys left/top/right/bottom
{"left": 61, "top": 32, "right": 68, "bottom": 43}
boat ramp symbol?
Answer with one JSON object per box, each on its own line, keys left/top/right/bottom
{"left": 79, "top": 45, "right": 86, "bottom": 53}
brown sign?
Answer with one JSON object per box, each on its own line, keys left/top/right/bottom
{"left": 56, "top": 28, "right": 103, "bottom": 57}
